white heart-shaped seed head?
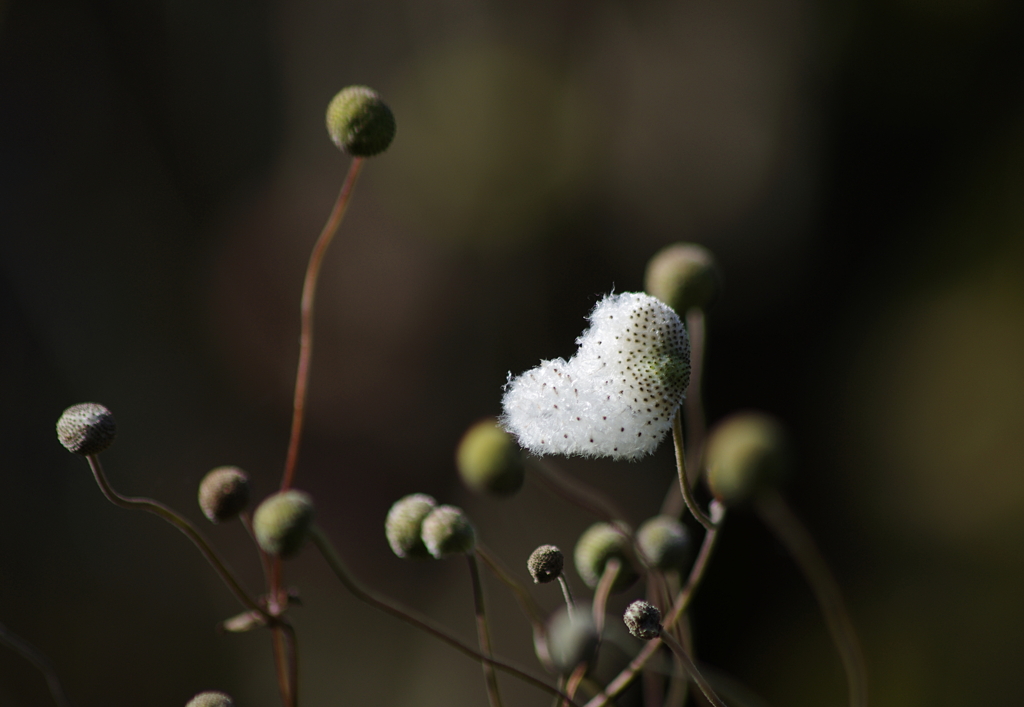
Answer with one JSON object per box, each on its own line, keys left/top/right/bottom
{"left": 501, "top": 292, "right": 690, "bottom": 461}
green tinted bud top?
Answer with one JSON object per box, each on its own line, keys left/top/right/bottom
{"left": 636, "top": 515, "right": 692, "bottom": 572}
{"left": 623, "top": 600, "right": 662, "bottom": 640}
{"left": 185, "top": 691, "right": 234, "bottom": 707}
{"left": 253, "top": 490, "right": 314, "bottom": 558}
{"left": 573, "top": 521, "right": 639, "bottom": 593}
{"left": 326, "top": 86, "right": 396, "bottom": 157}
{"left": 644, "top": 243, "right": 720, "bottom": 314}
{"left": 421, "top": 505, "right": 476, "bottom": 558}
{"left": 705, "top": 411, "right": 790, "bottom": 506}
{"left": 456, "top": 418, "right": 525, "bottom": 496}
{"left": 385, "top": 493, "right": 437, "bottom": 559}
{"left": 527, "top": 544, "right": 564, "bottom": 584}
{"left": 198, "top": 466, "right": 251, "bottom": 523}
{"left": 547, "top": 605, "right": 599, "bottom": 672}
{"left": 56, "top": 403, "right": 116, "bottom": 455}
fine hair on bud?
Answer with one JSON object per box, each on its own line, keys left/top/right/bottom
{"left": 198, "top": 466, "right": 251, "bottom": 523}
{"left": 644, "top": 242, "right": 720, "bottom": 314}
{"left": 185, "top": 691, "right": 234, "bottom": 707}
{"left": 527, "top": 544, "right": 564, "bottom": 583}
{"left": 456, "top": 418, "right": 525, "bottom": 496}
{"left": 325, "top": 85, "right": 396, "bottom": 157}
{"left": 547, "top": 604, "right": 599, "bottom": 672}
{"left": 385, "top": 493, "right": 438, "bottom": 559}
{"left": 56, "top": 402, "right": 117, "bottom": 456}
{"left": 253, "top": 490, "right": 315, "bottom": 558}
{"left": 623, "top": 600, "right": 662, "bottom": 640}
{"left": 573, "top": 521, "right": 639, "bottom": 592}
{"left": 501, "top": 292, "right": 690, "bottom": 461}
{"left": 705, "top": 410, "right": 790, "bottom": 506}
{"left": 636, "top": 515, "right": 692, "bottom": 572}
{"left": 420, "top": 505, "right": 476, "bottom": 558}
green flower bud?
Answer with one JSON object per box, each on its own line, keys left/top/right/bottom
{"left": 636, "top": 515, "right": 691, "bottom": 572}
{"left": 456, "top": 418, "right": 524, "bottom": 496}
{"left": 253, "top": 490, "right": 314, "bottom": 558}
{"left": 198, "top": 466, "right": 251, "bottom": 523}
{"left": 385, "top": 493, "right": 437, "bottom": 559}
{"left": 325, "top": 86, "right": 396, "bottom": 157}
{"left": 527, "top": 544, "right": 564, "bottom": 584}
{"left": 56, "top": 403, "right": 116, "bottom": 455}
{"left": 421, "top": 505, "right": 476, "bottom": 558}
{"left": 547, "top": 605, "right": 599, "bottom": 672}
{"left": 185, "top": 691, "right": 233, "bottom": 707}
{"left": 623, "top": 600, "right": 662, "bottom": 640}
{"left": 705, "top": 411, "right": 790, "bottom": 506}
{"left": 644, "top": 243, "right": 720, "bottom": 314}
{"left": 573, "top": 521, "right": 638, "bottom": 592}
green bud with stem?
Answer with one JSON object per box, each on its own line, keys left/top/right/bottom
{"left": 573, "top": 521, "right": 638, "bottom": 592}
{"left": 636, "top": 515, "right": 692, "bottom": 572}
{"left": 644, "top": 242, "right": 720, "bottom": 314}
{"left": 705, "top": 411, "right": 790, "bottom": 506}
{"left": 421, "top": 505, "right": 476, "bottom": 558}
{"left": 253, "top": 490, "right": 314, "bottom": 558}
{"left": 456, "top": 418, "right": 525, "bottom": 496}
{"left": 385, "top": 493, "right": 437, "bottom": 559}
{"left": 198, "top": 466, "right": 251, "bottom": 523}
{"left": 325, "top": 86, "right": 396, "bottom": 157}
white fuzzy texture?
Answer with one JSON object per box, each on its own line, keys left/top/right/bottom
{"left": 501, "top": 292, "right": 690, "bottom": 461}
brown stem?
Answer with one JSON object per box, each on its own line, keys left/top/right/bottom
{"left": 659, "top": 632, "right": 727, "bottom": 707}
{"left": 528, "top": 457, "right": 629, "bottom": 523}
{"left": 281, "top": 156, "right": 365, "bottom": 492}
{"left": 308, "top": 526, "right": 579, "bottom": 706}
{"left": 85, "top": 455, "right": 266, "bottom": 618}
{"left": 469, "top": 553, "right": 503, "bottom": 707}
{"left": 755, "top": 491, "right": 868, "bottom": 707}
{"left": 661, "top": 309, "right": 707, "bottom": 519}
{"left": 672, "top": 415, "right": 715, "bottom": 531}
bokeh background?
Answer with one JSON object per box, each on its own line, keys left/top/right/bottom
{"left": 3, "top": 0, "right": 1024, "bottom": 705}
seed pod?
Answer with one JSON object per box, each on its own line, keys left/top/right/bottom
{"left": 253, "top": 490, "right": 314, "bottom": 558}
{"left": 636, "top": 515, "right": 691, "bottom": 572}
{"left": 705, "top": 411, "right": 790, "bottom": 506}
{"left": 527, "top": 544, "right": 564, "bottom": 584}
{"left": 325, "top": 86, "right": 396, "bottom": 157}
{"left": 623, "top": 600, "right": 662, "bottom": 640}
{"left": 56, "top": 403, "right": 117, "bottom": 455}
{"left": 420, "top": 505, "right": 476, "bottom": 558}
{"left": 385, "top": 493, "right": 437, "bottom": 559}
{"left": 644, "top": 242, "right": 720, "bottom": 314}
{"left": 185, "top": 692, "right": 233, "bottom": 707}
{"left": 198, "top": 466, "right": 251, "bottom": 523}
{"left": 456, "top": 418, "right": 524, "bottom": 496}
{"left": 573, "top": 521, "right": 638, "bottom": 592}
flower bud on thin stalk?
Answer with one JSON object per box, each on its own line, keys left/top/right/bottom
{"left": 528, "top": 544, "right": 576, "bottom": 623}
{"left": 199, "top": 466, "right": 251, "bottom": 524}
{"left": 185, "top": 692, "right": 234, "bottom": 707}
{"left": 457, "top": 418, "right": 525, "bottom": 496}
{"left": 385, "top": 493, "right": 438, "bottom": 559}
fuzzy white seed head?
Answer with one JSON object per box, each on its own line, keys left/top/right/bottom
{"left": 501, "top": 292, "right": 690, "bottom": 461}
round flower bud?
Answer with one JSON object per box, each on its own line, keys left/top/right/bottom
{"left": 456, "top": 418, "right": 524, "bottom": 496}
{"left": 185, "top": 692, "right": 233, "bottom": 707}
{"left": 56, "top": 403, "right": 116, "bottom": 455}
{"left": 623, "top": 600, "right": 662, "bottom": 640}
{"left": 644, "top": 243, "right": 720, "bottom": 314}
{"left": 705, "top": 411, "right": 790, "bottom": 506}
{"left": 325, "top": 86, "right": 396, "bottom": 157}
{"left": 421, "top": 505, "right": 476, "bottom": 558}
{"left": 385, "top": 493, "right": 437, "bottom": 559}
{"left": 573, "top": 522, "right": 639, "bottom": 593}
{"left": 253, "top": 490, "right": 314, "bottom": 558}
{"left": 547, "top": 605, "right": 599, "bottom": 672}
{"left": 527, "top": 544, "right": 564, "bottom": 584}
{"left": 198, "top": 466, "right": 251, "bottom": 523}
{"left": 636, "top": 515, "right": 692, "bottom": 572}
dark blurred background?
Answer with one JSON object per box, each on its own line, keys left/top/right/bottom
{"left": 2, "top": 0, "right": 1024, "bottom": 705}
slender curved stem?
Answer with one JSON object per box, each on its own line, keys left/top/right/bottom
{"left": 672, "top": 415, "right": 715, "bottom": 531}
{"left": 84, "top": 455, "right": 266, "bottom": 618}
{"left": 0, "top": 622, "right": 73, "bottom": 707}
{"left": 558, "top": 576, "right": 577, "bottom": 623}
{"left": 661, "top": 309, "right": 707, "bottom": 519}
{"left": 659, "top": 632, "right": 727, "bottom": 707}
{"left": 281, "top": 156, "right": 365, "bottom": 492}
{"left": 755, "top": 491, "right": 868, "bottom": 707}
{"left": 469, "top": 553, "right": 503, "bottom": 707}
{"left": 528, "top": 458, "right": 629, "bottom": 523}
{"left": 475, "top": 544, "right": 546, "bottom": 630}
{"left": 309, "top": 526, "right": 579, "bottom": 706}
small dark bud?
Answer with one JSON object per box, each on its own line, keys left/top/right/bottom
{"left": 198, "top": 466, "right": 251, "bottom": 523}
{"left": 421, "top": 505, "right": 476, "bottom": 558}
{"left": 253, "top": 490, "right": 314, "bottom": 558}
{"left": 527, "top": 544, "right": 564, "bottom": 583}
{"left": 56, "top": 403, "right": 116, "bottom": 455}
{"left": 623, "top": 600, "right": 662, "bottom": 640}
{"left": 185, "top": 692, "right": 234, "bottom": 707}
{"left": 385, "top": 493, "right": 437, "bottom": 559}
{"left": 325, "top": 86, "right": 396, "bottom": 157}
